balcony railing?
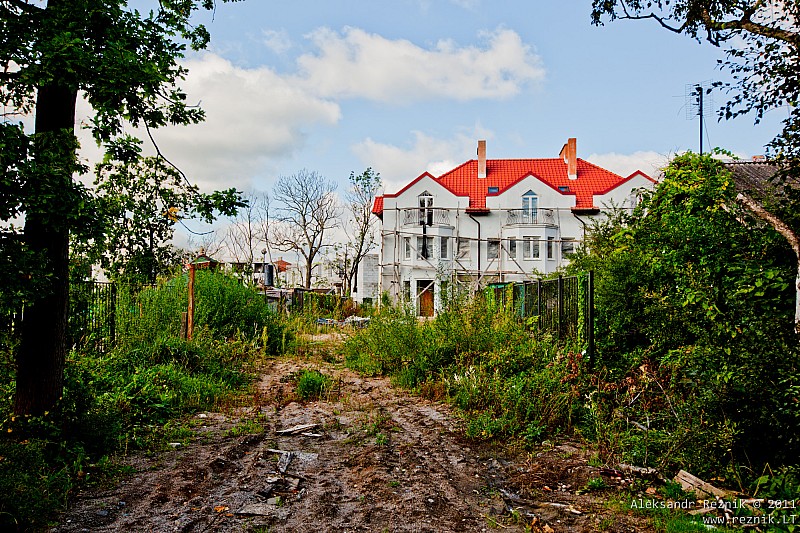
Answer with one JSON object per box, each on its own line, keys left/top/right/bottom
{"left": 505, "top": 208, "right": 556, "bottom": 226}
{"left": 402, "top": 208, "right": 452, "bottom": 227}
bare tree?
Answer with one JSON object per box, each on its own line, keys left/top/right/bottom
{"left": 225, "top": 191, "right": 271, "bottom": 283}
{"left": 343, "top": 168, "right": 382, "bottom": 296}
{"left": 270, "top": 170, "right": 339, "bottom": 289}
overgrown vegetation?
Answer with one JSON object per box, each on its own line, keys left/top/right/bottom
{"left": 344, "top": 153, "right": 799, "bottom": 528}
{"left": 344, "top": 293, "right": 585, "bottom": 447}
{"left": 0, "top": 271, "right": 286, "bottom": 530}
{"left": 568, "top": 153, "right": 800, "bottom": 483}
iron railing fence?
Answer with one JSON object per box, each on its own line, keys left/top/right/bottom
{"left": 504, "top": 208, "right": 556, "bottom": 226}
{"left": 2, "top": 280, "right": 188, "bottom": 353}
{"left": 401, "top": 208, "right": 452, "bottom": 227}
{"left": 487, "top": 273, "right": 594, "bottom": 365}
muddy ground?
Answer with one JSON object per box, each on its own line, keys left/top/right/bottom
{"left": 54, "top": 336, "right": 657, "bottom": 532}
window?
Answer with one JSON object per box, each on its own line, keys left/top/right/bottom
{"left": 522, "top": 190, "right": 538, "bottom": 223}
{"left": 547, "top": 236, "right": 555, "bottom": 259}
{"left": 417, "top": 236, "right": 434, "bottom": 259}
{"left": 402, "top": 280, "right": 411, "bottom": 301}
{"left": 487, "top": 239, "right": 500, "bottom": 260}
{"left": 487, "top": 186, "right": 500, "bottom": 194}
{"left": 418, "top": 191, "right": 433, "bottom": 226}
{"left": 561, "top": 237, "right": 576, "bottom": 256}
{"left": 523, "top": 237, "right": 539, "bottom": 259}
{"left": 404, "top": 237, "right": 411, "bottom": 260}
{"left": 507, "top": 238, "right": 517, "bottom": 258}
{"left": 440, "top": 236, "right": 449, "bottom": 259}
{"left": 457, "top": 237, "right": 470, "bottom": 259}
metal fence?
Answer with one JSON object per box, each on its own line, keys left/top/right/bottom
{"left": 2, "top": 280, "right": 188, "bottom": 353}
{"left": 487, "top": 272, "right": 594, "bottom": 364}
{"left": 68, "top": 281, "right": 117, "bottom": 352}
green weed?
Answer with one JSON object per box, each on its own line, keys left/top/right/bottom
{"left": 296, "top": 369, "right": 332, "bottom": 401}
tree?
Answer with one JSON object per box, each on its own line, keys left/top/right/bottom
{"left": 342, "top": 168, "right": 382, "bottom": 296}
{"left": 590, "top": 1, "right": 800, "bottom": 162}
{"left": 224, "top": 191, "right": 271, "bottom": 284}
{"left": 0, "top": 0, "right": 239, "bottom": 415}
{"left": 93, "top": 137, "right": 243, "bottom": 284}
{"left": 590, "top": 1, "right": 800, "bottom": 337}
{"left": 270, "top": 170, "right": 339, "bottom": 289}
{"left": 569, "top": 152, "right": 800, "bottom": 469}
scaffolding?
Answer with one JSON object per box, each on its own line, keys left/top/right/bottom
{"left": 378, "top": 205, "right": 588, "bottom": 312}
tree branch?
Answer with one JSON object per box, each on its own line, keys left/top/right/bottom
{"left": 737, "top": 191, "right": 800, "bottom": 334}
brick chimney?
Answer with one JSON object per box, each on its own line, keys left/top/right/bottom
{"left": 477, "top": 140, "right": 487, "bottom": 179}
{"left": 559, "top": 137, "right": 577, "bottom": 180}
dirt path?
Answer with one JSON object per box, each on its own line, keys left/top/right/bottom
{"left": 54, "top": 341, "right": 653, "bottom": 532}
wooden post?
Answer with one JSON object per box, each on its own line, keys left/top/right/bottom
{"left": 187, "top": 263, "right": 195, "bottom": 340}
{"left": 557, "top": 275, "right": 564, "bottom": 339}
{"left": 587, "top": 270, "right": 595, "bottom": 369}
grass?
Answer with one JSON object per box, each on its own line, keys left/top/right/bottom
{"left": 295, "top": 369, "right": 332, "bottom": 401}
{"left": 0, "top": 271, "right": 288, "bottom": 529}
{"left": 343, "top": 296, "right": 584, "bottom": 449}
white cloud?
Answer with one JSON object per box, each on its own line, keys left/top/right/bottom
{"left": 586, "top": 150, "right": 671, "bottom": 179}
{"left": 262, "top": 29, "right": 293, "bottom": 55}
{"left": 295, "top": 27, "right": 544, "bottom": 103}
{"left": 76, "top": 53, "right": 342, "bottom": 192}
{"left": 353, "top": 129, "right": 492, "bottom": 194}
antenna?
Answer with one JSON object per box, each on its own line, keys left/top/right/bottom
{"left": 685, "top": 81, "right": 714, "bottom": 155}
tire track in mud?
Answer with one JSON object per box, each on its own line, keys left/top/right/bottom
{"left": 54, "top": 354, "right": 653, "bottom": 533}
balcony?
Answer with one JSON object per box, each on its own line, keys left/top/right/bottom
{"left": 402, "top": 208, "right": 452, "bottom": 227}
{"left": 505, "top": 208, "right": 556, "bottom": 226}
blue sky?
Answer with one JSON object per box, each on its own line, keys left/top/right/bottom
{"left": 105, "top": 0, "right": 787, "bottom": 234}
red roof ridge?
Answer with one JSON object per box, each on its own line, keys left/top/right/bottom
{"left": 371, "top": 152, "right": 652, "bottom": 215}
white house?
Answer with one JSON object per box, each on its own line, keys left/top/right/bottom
{"left": 371, "top": 138, "right": 656, "bottom": 316}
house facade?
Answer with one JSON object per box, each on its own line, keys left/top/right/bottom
{"left": 371, "top": 138, "right": 656, "bottom": 316}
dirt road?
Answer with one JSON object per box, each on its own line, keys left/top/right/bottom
{"left": 54, "top": 342, "right": 652, "bottom": 532}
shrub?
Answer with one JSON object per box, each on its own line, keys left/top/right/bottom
{"left": 344, "top": 296, "right": 587, "bottom": 444}
{"left": 296, "top": 369, "right": 332, "bottom": 401}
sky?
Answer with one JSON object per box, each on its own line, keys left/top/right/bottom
{"left": 82, "top": 0, "right": 789, "bottom": 243}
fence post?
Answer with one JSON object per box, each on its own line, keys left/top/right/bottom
{"left": 187, "top": 264, "right": 195, "bottom": 340}
{"left": 110, "top": 283, "right": 117, "bottom": 348}
{"left": 557, "top": 275, "right": 564, "bottom": 339}
{"left": 587, "top": 270, "right": 595, "bottom": 370}
{"left": 536, "top": 279, "right": 542, "bottom": 331}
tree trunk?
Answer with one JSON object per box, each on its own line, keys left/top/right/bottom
{"left": 304, "top": 258, "right": 313, "bottom": 289}
{"left": 14, "top": 82, "right": 78, "bottom": 416}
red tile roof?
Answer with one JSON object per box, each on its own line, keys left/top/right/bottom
{"left": 372, "top": 158, "right": 654, "bottom": 216}
{"left": 371, "top": 195, "right": 384, "bottom": 216}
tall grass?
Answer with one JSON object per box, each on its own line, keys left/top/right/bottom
{"left": 343, "top": 293, "right": 585, "bottom": 446}
{"left": 0, "top": 271, "right": 288, "bottom": 530}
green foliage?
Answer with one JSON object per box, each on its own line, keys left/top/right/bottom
{"left": 591, "top": 1, "right": 800, "bottom": 170}
{"left": 570, "top": 152, "right": 800, "bottom": 476}
{"left": 344, "top": 295, "right": 585, "bottom": 445}
{"left": 118, "top": 271, "right": 287, "bottom": 355}
{"left": 92, "top": 138, "right": 244, "bottom": 284}
{"left": 0, "top": 269, "right": 289, "bottom": 528}
{"left": 295, "top": 369, "right": 332, "bottom": 401}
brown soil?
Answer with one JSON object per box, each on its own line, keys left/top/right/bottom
{"left": 54, "top": 337, "right": 655, "bottom": 533}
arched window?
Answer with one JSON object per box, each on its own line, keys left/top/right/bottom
{"left": 418, "top": 191, "right": 433, "bottom": 225}
{"left": 522, "top": 190, "right": 538, "bottom": 223}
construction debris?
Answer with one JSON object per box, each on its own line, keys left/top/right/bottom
{"left": 276, "top": 423, "right": 319, "bottom": 435}
{"left": 673, "top": 470, "right": 732, "bottom": 499}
